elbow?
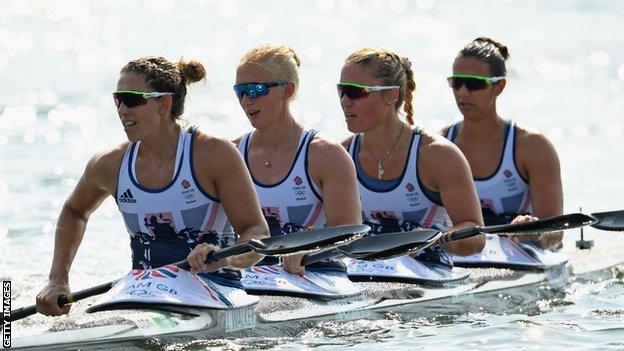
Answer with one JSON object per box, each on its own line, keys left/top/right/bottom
{"left": 471, "top": 233, "right": 486, "bottom": 254}
{"left": 446, "top": 233, "right": 485, "bottom": 256}
{"left": 256, "top": 224, "right": 271, "bottom": 240}
{"left": 61, "top": 201, "right": 90, "bottom": 223}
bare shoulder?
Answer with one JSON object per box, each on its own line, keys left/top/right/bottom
{"left": 193, "top": 130, "right": 241, "bottom": 166}
{"left": 514, "top": 123, "right": 557, "bottom": 152}
{"left": 89, "top": 143, "right": 128, "bottom": 168}
{"left": 84, "top": 142, "right": 129, "bottom": 192}
{"left": 308, "top": 132, "right": 356, "bottom": 187}
{"left": 417, "top": 128, "right": 471, "bottom": 181}
{"left": 309, "top": 133, "right": 354, "bottom": 179}
{"left": 418, "top": 128, "right": 464, "bottom": 161}
{"left": 417, "top": 129, "right": 472, "bottom": 189}
{"left": 513, "top": 123, "right": 560, "bottom": 173}
{"left": 309, "top": 132, "right": 352, "bottom": 162}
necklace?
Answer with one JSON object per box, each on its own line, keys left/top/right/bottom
{"left": 256, "top": 131, "right": 291, "bottom": 168}
{"left": 363, "top": 123, "right": 405, "bottom": 179}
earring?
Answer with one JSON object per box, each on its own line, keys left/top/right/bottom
{"left": 159, "top": 110, "right": 164, "bottom": 114}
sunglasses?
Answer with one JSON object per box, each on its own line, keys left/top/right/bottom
{"left": 113, "top": 90, "right": 174, "bottom": 108}
{"left": 337, "top": 82, "right": 400, "bottom": 100}
{"left": 447, "top": 74, "right": 505, "bottom": 91}
{"left": 233, "top": 81, "right": 286, "bottom": 101}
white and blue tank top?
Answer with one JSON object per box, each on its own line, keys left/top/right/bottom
{"left": 117, "top": 127, "right": 237, "bottom": 281}
{"left": 446, "top": 120, "right": 532, "bottom": 223}
{"left": 238, "top": 130, "right": 326, "bottom": 238}
{"left": 348, "top": 129, "right": 452, "bottom": 233}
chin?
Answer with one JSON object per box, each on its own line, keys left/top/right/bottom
{"left": 124, "top": 131, "right": 141, "bottom": 142}
{"left": 345, "top": 120, "right": 370, "bottom": 134}
{"left": 249, "top": 118, "right": 272, "bottom": 131}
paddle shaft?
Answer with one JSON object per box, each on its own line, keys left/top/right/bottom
{"left": 443, "top": 212, "right": 597, "bottom": 242}
{"left": 8, "top": 281, "right": 115, "bottom": 322}
{"left": 5, "top": 224, "right": 368, "bottom": 323}
{"left": 305, "top": 212, "right": 600, "bottom": 266}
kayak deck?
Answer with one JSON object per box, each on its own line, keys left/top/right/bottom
{"left": 10, "top": 239, "right": 624, "bottom": 350}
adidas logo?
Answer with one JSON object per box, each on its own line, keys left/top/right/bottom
{"left": 119, "top": 189, "right": 137, "bottom": 203}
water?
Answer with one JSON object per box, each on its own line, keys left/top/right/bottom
{"left": 1, "top": 0, "right": 623, "bottom": 349}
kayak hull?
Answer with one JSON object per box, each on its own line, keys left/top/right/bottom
{"left": 11, "top": 242, "right": 624, "bottom": 350}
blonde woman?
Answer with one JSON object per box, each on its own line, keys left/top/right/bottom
{"left": 233, "top": 44, "right": 362, "bottom": 276}
{"left": 339, "top": 47, "right": 484, "bottom": 256}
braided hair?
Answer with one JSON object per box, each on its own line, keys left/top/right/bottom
{"left": 346, "top": 48, "right": 416, "bottom": 125}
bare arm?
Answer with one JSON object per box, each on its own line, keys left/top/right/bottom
{"left": 310, "top": 138, "right": 362, "bottom": 227}
{"left": 420, "top": 134, "right": 485, "bottom": 256}
{"left": 519, "top": 132, "right": 563, "bottom": 248}
{"left": 187, "top": 134, "right": 269, "bottom": 272}
{"left": 36, "top": 148, "right": 121, "bottom": 316}
{"left": 281, "top": 137, "right": 362, "bottom": 275}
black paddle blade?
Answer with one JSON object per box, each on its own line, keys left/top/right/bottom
{"left": 340, "top": 229, "right": 440, "bottom": 261}
{"left": 252, "top": 224, "right": 370, "bottom": 256}
{"left": 591, "top": 210, "right": 624, "bottom": 231}
{"left": 448, "top": 213, "right": 597, "bottom": 242}
{"left": 482, "top": 213, "right": 597, "bottom": 235}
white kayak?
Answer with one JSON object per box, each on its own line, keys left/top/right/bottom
{"left": 10, "top": 237, "right": 624, "bottom": 350}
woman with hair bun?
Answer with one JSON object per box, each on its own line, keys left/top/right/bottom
{"left": 442, "top": 37, "right": 563, "bottom": 249}
{"left": 36, "top": 56, "right": 269, "bottom": 316}
{"left": 339, "top": 47, "right": 484, "bottom": 256}
{"left": 233, "top": 43, "right": 361, "bottom": 276}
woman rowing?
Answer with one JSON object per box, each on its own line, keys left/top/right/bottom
{"left": 338, "top": 47, "right": 485, "bottom": 258}
{"left": 233, "top": 44, "right": 361, "bottom": 276}
{"left": 36, "top": 56, "right": 269, "bottom": 316}
{"left": 442, "top": 37, "right": 563, "bottom": 249}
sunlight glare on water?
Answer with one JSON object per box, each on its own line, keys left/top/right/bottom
{"left": 1, "top": 0, "right": 623, "bottom": 350}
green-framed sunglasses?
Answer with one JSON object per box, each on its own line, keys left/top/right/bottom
{"left": 337, "top": 82, "right": 400, "bottom": 100}
{"left": 447, "top": 74, "right": 505, "bottom": 91}
{"left": 113, "top": 90, "right": 174, "bottom": 108}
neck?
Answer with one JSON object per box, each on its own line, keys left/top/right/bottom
{"left": 460, "top": 113, "right": 505, "bottom": 142}
{"left": 252, "top": 111, "right": 303, "bottom": 150}
{"left": 361, "top": 115, "right": 407, "bottom": 155}
{"left": 139, "top": 122, "right": 181, "bottom": 162}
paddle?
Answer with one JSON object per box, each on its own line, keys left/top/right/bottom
{"left": 589, "top": 209, "right": 624, "bottom": 231}
{"left": 440, "top": 212, "right": 596, "bottom": 242}
{"left": 302, "top": 229, "right": 440, "bottom": 265}
{"left": 6, "top": 224, "right": 370, "bottom": 322}
{"left": 303, "top": 212, "right": 598, "bottom": 266}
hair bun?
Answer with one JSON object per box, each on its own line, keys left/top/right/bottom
{"left": 289, "top": 47, "right": 302, "bottom": 68}
{"left": 473, "top": 37, "right": 509, "bottom": 60}
{"left": 401, "top": 56, "right": 412, "bottom": 69}
{"left": 177, "top": 58, "right": 206, "bottom": 84}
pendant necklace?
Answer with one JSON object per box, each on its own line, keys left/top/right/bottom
{"left": 363, "top": 123, "right": 405, "bottom": 180}
{"left": 259, "top": 131, "right": 291, "bottom": 168}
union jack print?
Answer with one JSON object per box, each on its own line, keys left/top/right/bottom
{"left": 132, "top": 265, "right": 180, "bottom": 280}
{"left": 252, "top": 265, "right": 280, "bottom": 274}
